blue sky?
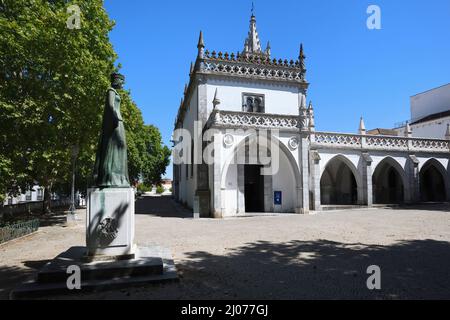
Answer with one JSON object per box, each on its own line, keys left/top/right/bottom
{"left": 104, "top": 0, "right": 450, "bottom": 179}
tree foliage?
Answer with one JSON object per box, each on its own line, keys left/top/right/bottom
{"left": 0, "top": 0, "right": 171, "bottom": 209}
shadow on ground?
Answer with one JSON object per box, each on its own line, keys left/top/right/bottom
{"left": 135, "top": 195, "right": 192, "bottom": 218}
{"left": 3, "top": 238, "right": 449, "bottom": 300}
{"left": 173, "top": 239, "right": 450, "bottom": 299}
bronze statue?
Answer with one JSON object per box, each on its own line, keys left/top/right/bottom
{"left": 93, "top": 73, "right": 130, "bottom": 188}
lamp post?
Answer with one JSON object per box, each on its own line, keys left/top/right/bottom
{"left": 68, "top": 144, "right": 79, "bottom": 222}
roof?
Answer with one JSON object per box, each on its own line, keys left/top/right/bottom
{"left": 367, "top": 128, "right": 399, "bottom": 136}
{"left": 411, "top": 110, "right": 450, "bottom": 125}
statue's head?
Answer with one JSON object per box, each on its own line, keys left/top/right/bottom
{"left": 111, "top": 72, "right": 125, "bottom": 89}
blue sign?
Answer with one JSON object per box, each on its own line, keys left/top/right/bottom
{"left": 274, "top": 191, "right": 282, "bottom": 205}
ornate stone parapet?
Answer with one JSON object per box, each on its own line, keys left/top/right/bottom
{"left": 206, "top": 109, "right": 300, "bottom": 131}
{"left": 311, "top": 132, "right": 450, "bottom": 153}
{"left": 197, "top": 51, "right": 307, "bottom": 85}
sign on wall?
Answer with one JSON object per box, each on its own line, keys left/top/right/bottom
{"left": 274, "top": 191, "right": 282, "bottom": 205}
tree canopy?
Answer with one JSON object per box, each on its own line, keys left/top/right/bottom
{"left": 0, "top": 0, "right": 171, "bottom": 207}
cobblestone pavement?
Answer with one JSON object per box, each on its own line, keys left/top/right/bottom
{"left": 1, "top": 196, "right": 449, "bottom": 299}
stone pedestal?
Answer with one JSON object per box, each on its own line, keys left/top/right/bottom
{"left": 86, "top": 188, "right": 135, "bottom": 258}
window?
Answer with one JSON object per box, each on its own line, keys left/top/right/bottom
{"left": 37, "top": 188, "right": 44, "bottom": 201}
{"left": 25, "top": 190, "right": 32, "bottom": 201}
{"left": 242, "top": 93, "right": 265, "bottom": 113}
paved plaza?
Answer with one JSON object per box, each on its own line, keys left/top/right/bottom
{"left": 1, "top": 196, "right": 449, "bottom": 300}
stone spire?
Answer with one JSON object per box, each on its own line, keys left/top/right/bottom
{"left": 212, "top": 88, "right": 221, "bottom": 109}
{"left": 299, "top": 43, "right": 306, "bottom": 76}
{"left": 299, "top": 94, "right": 308, "bottom": 131}
{"left": 405, "top": 122, "right": 412, "bottom": 138}
{"left": 242, "top": 12, "right": 265, "bottom": 57}
{"left": 359, "top": 117, "right": 366, "bottom": 135}
{"left": 197, "top": 31, "right": 205, "bottom": 58}
{"left": 308, "top": 101, "right": 315, "bottom": 131}
{"left": 265, "top": 41, "right": 271, "bottom": 57}
{"left": 445, "top": 124, "right": 450, "bottom": 140}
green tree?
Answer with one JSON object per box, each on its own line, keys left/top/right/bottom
{"left": 0, "top": 0, "right": 116, "bottom": 211}
{"left": 0, "top": 0, "right": 171, "bottom": 210}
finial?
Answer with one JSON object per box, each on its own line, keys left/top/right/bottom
{"left": 190, "top": 62, "right": 194, "bottom": 75}
{"left": 299, "top": 94, "right": 307, "bottom": 110}
{"left": 299, "top": 43, "right": 306, "bottom": 78}
{"left": 184, "top": 84, "right": 188, "bottom": 95}
{"left": 359, "top": 117, "right": 366, "bottom": 135}
{"left": 213, "top": 88, "right": 221, "bottom": 109}
{"left": 197, "top": 31, "right": 205, "bottom": 58}
{"left": 445, "top": 124, "right": 450, "bottom": 140}
{"left": 251, "top": 1, "right": 255, "bottom": 17}
{"left": 404, "top": 121, "right": 412, "bottom": 138}
{"left": 265, "top": 41, "right": 271, "bottom": 57}
{"left": 308, "top": 101, "right": 315, "bottom": 131}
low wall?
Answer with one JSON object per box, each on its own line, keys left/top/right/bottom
{"left": 0, "top": 199, "right": 71, "bottom": 216}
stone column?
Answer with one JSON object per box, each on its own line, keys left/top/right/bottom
{"left": 237, "top": 164, "right": 245, "bottom": 214}
{"left": 195, "top": 76, "right": 211, "bottom": 217}
{"left": 310, "top": 150, "right": 321, "bottom": 211}
{"left": 408, "top": 155, "right": 420, "bottom": 203}
{"left": 360, "top": 153, "right": 373, "bottom": 207}
{"left": 212, "top": 131, "right": 223, "bottom": 218}
{"left": 298, "top": 133, "right": 310, "bottom": 214}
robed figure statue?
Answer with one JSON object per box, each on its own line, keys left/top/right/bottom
{"left": 93, "top": 73, "right": 130, "bottom": 188}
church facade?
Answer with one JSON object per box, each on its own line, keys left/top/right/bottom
{"left": 173, "top": 13, "right": 450, "bottom": 218}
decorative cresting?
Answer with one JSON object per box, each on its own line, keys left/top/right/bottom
{"left": 207, "top": 109, "right": 299, "bottom": 131}
{"left": 199, "top": 53, "right": 306, "bottom": 83}
{"left": 314, "top": 132, "right": 362, "bottom": 146}
{"left": 311, "top": 132, "right": 450, "bottom": 153}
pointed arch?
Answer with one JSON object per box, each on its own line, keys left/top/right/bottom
{"left": 420, "top": 158, "right": 449, "bottom": 202}
{"left": 320, "top": 155, "right": 362, "bottom": 205}
{"left": 372, "top": 157, "right": 408, "bottom": 204}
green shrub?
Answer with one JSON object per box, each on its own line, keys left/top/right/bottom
{"left": 156, "top": 185, "right": 165, "bottom": 194}
{"left": 137, "top": 184, "right": 152, "bottom": 193}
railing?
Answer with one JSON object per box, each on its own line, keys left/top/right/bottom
{"left": 200, "top": 57, "right": 305, "bottom": 83}
{"left": 205, "top": 111, "right": 450, "bottom": 153}
{"left": 0, "top": 219, "right": 40, "bottom": 244}
{"left": 311, "top": 132, "right": 450, "bottom": 153}
{"left": 207, "top": 109, "right": 300, "bottom": 131}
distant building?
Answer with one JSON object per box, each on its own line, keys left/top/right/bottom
{"left": 394, "top": 83, "right": 450, "bottom": 139}
{"left": 2, "top": 185, "right": 44, "bottom": 206}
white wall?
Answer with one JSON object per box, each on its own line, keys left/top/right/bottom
{"left": 411, "top": 83, "right": 450, "bottom": 121}
{"left": 394, "top": 116, "right": 450, "bottom": 139}
{"left": 205, "top": 77, "right": 300, "bottom": 119}
{"left": 272, "top": 149, "right": 296, "bottom": 212}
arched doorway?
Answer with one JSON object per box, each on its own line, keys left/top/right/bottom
{"left": 420, "top": 160, "right": 447, "bottom": 202}
{"left": 372, "top": 158, "right": 405, "bottom": 204}
{"left": 220, "top": 134, "right": 301, "bottom": 215}
{"left": 320, "top": 156, "right": 359, "bottom": 205}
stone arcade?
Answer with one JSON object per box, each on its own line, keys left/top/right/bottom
{"left": 172, "top": 13, "right": 450, "bottom": 218}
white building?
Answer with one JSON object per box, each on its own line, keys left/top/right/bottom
{"left": 2, "top": 185, "right": 44, "bottom": 206}
{"left": 173, "top": 13, "right": 450, "bottom": 218}
{"left": 394, "top": 83, "right": 450, "bottom": 139}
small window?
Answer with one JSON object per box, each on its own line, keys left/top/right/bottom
{"left": 37, "top": 188, "right": 44, "bottom": 201}
{"left": 242, "top": 93, "right": 265, "bottom": 113}
{"left": 25, "top": 190, "right": 32, "bottom": 201}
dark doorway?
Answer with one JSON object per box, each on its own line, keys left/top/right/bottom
{"left": 420, "top": 164, "right": 446, "bottom": 202}
{"left": 245, "top": 165, "right": 265, "bottom": 212}
{"left": 320, "top": 158, "right": 358, "bottom": 205}
{"left": 373, "top": 162, "right": 404, "bottom": 204}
